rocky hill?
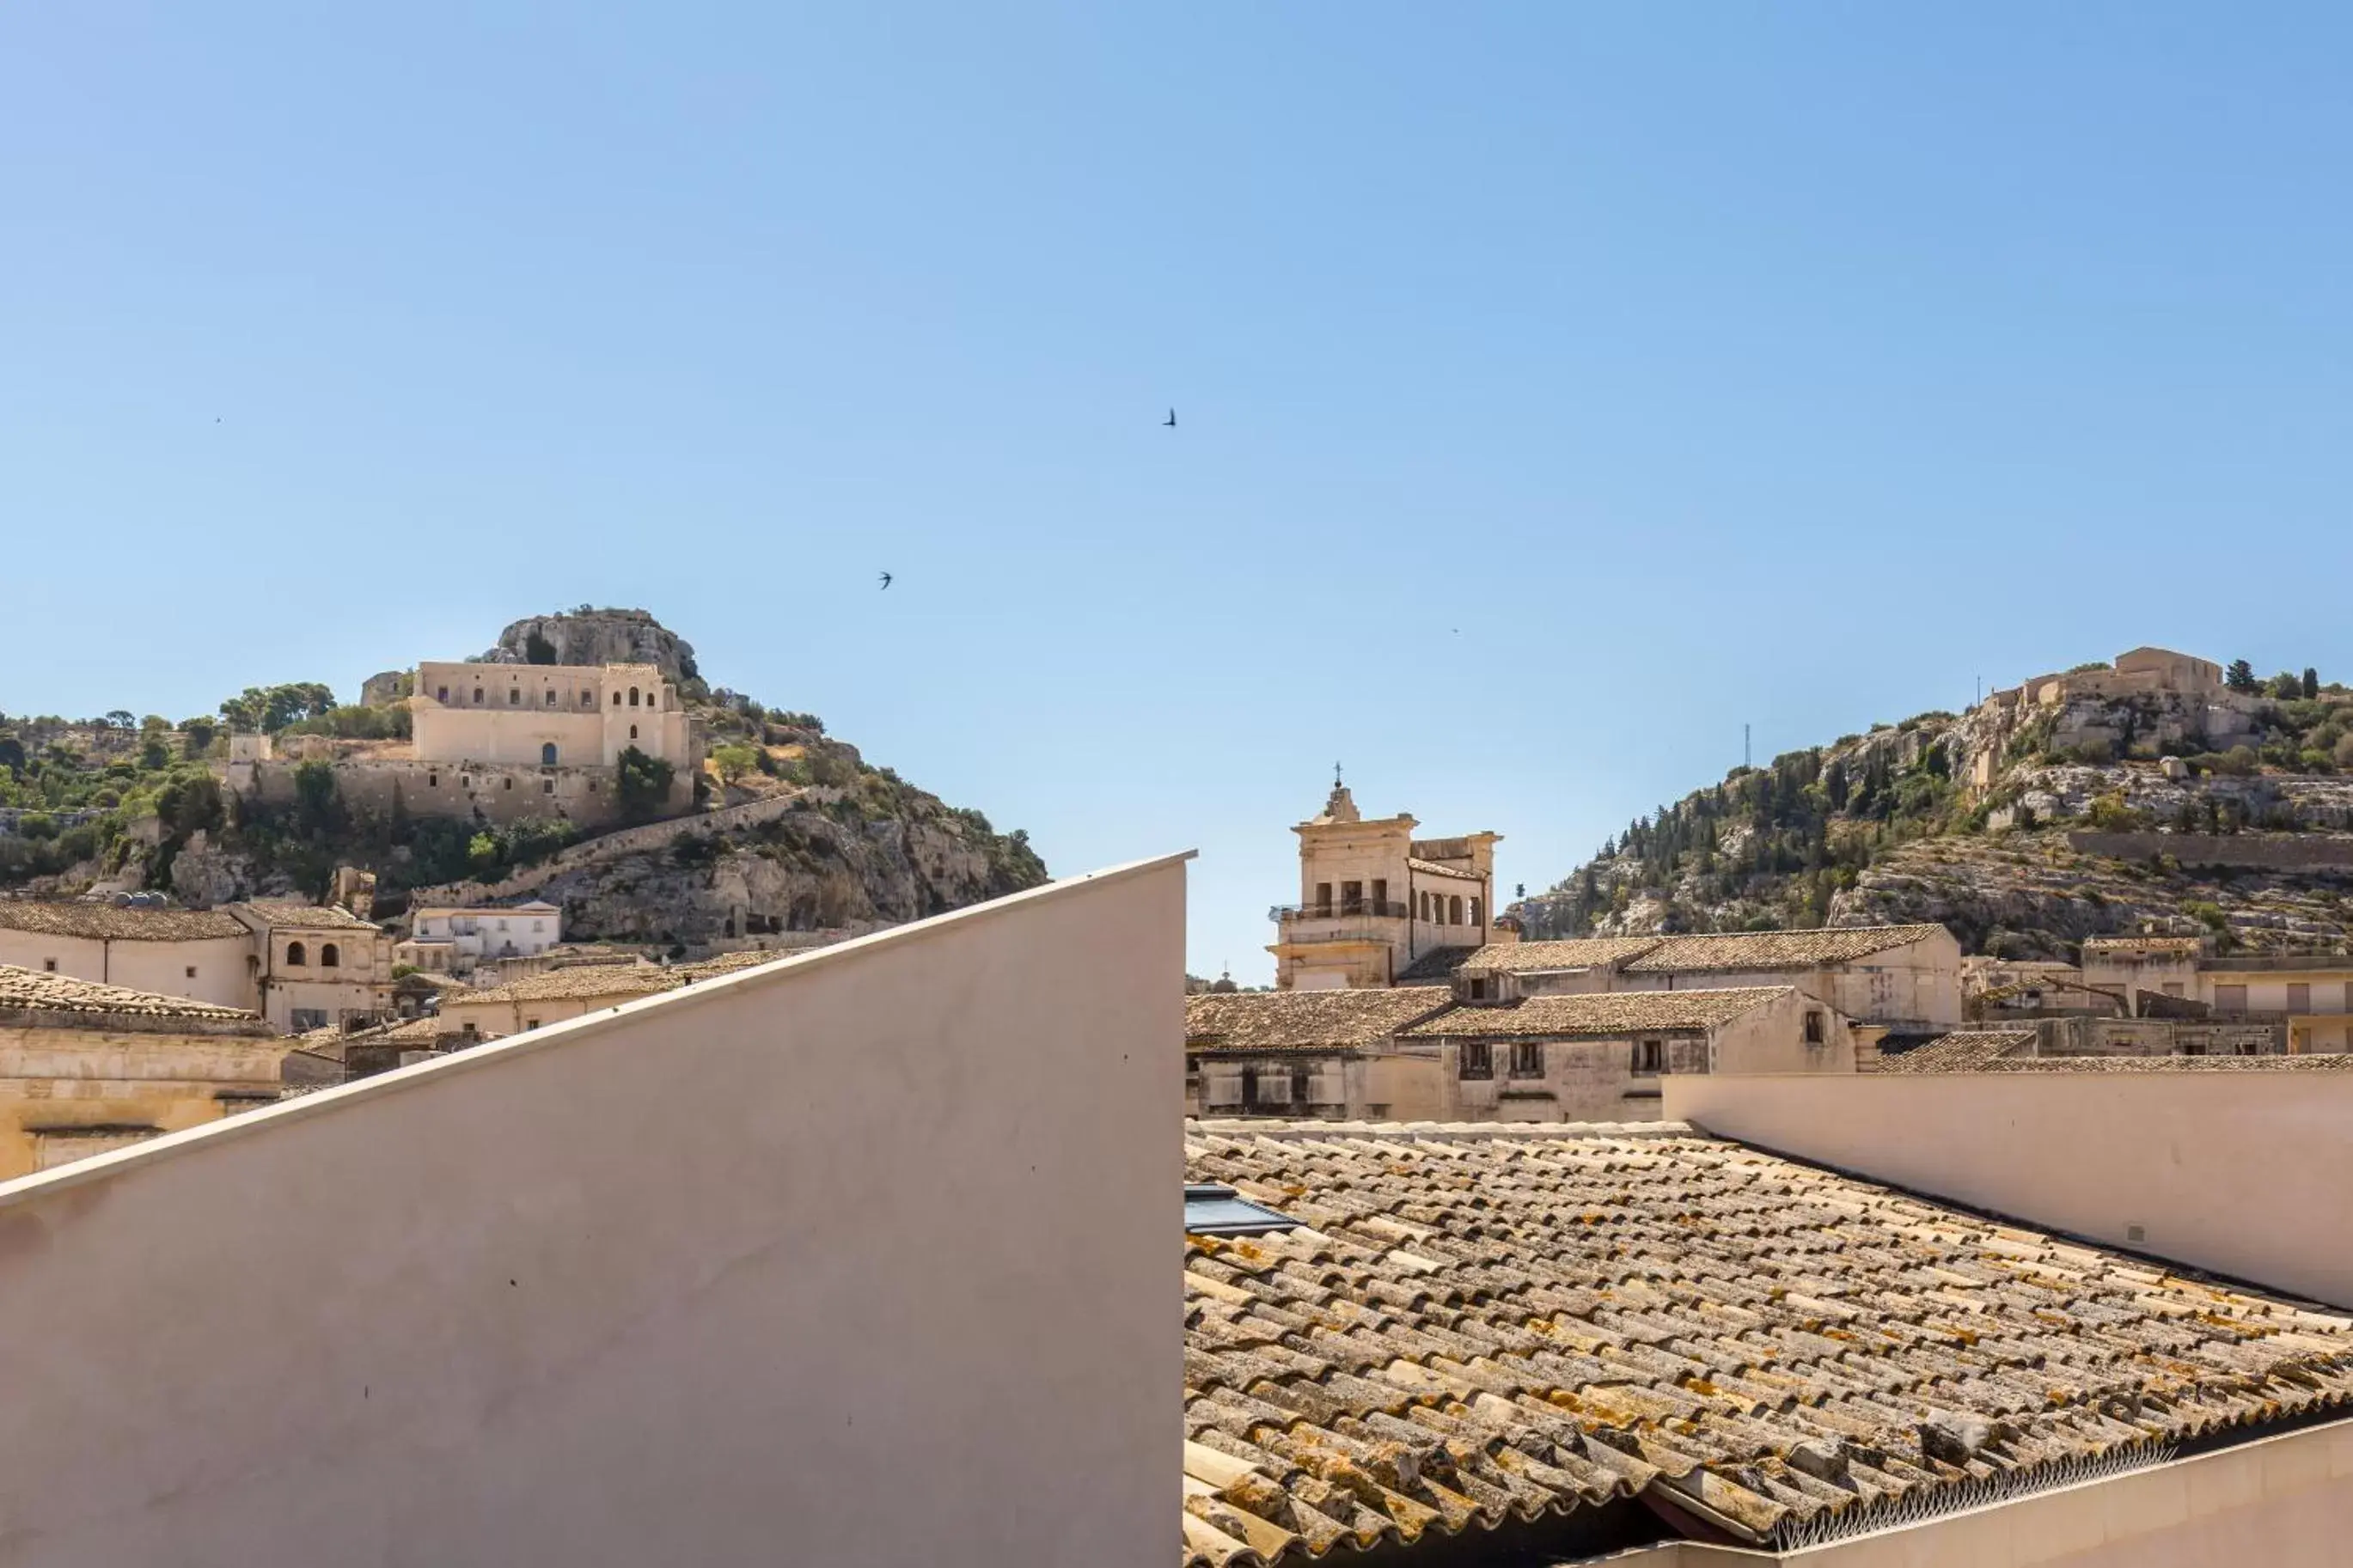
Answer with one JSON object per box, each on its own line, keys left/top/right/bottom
{"left": 0, "top": 610, "right": 1047, "bottom": 952}
{"left": 1512, "top": 656, "right": 2353, "bottom": 961}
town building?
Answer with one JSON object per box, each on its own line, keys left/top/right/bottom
{"left": 433, "top": 949, "right": 787, "bottom": 1044}
{"left": 1969, "top": 645, "right": 2260, "bottom": 787}
{"left": 435, "top": 962, "right": 676, "bottom": 1042}
{"left": 1183, "top": 986, "right": 1456, "bottom": 1120}
{"left": 1400, "top": 984, "right": 1856, "bottom": 1121}
{"left": 0, "top": 900, "right": 254, "bottom": 1009}
{"left": 227, "top": 900, "right": 395, "bottom": 1034}
{"left": 0, "top": 965, "right": 292, "bottom": 1177}
{"left": 2081, "top": 934, "right": 2353, "bottom": 1053}
{"left": 1267, "top": 777, "right": 1507, "bottom": 990}
{"left": 1186, "top": 980, "right": 1856, "bottom": 1124}
{"left": 410, "top": 659, "right": 695, "bottom": 772}
{"left": 395, "top": 900, "right": 565, "bottom": 974}
{"left": 0, "top": 898, "right": 395, "bottom": 1034}
{"left": 1610, "top": 924, "right": 1963, "bottom": 1041}
{"left": 220, "top": 657, "right": 703, "bottom": 833}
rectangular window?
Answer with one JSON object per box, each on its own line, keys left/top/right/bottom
{"left": 290, "top": 1009, "right": 328, "bottom": 1032}
{"left": 2214, "top": 985, "right": 2248, "bottom": 1014}
{"left": 185, "top": 966, "right": 197, "bottom": 979}
{"left": 1371, "top": 878, "right": 1388, "bottom": 912}
{"left": 1509, "top": 1041, "right": 1543, "bottom": 1078}
{"left": 1314, "top": 882, "right": 1332, "bottom": 914}
{"left": 2288, "top": 983, "right": 2312, "bottom": 1013}
{"left": 1631, "top": 1040, "right": 1665, "bottom": 1077}
{"left": 1804, "top": 1010, "right": 1824, "bottom": 1044}
{"left": 1458, "top": 1041, "right": 1493, "bottom": 1080}
{"left": 44, "top": 958, "right": 57, "bottom": 973}
{"left": 1341, "top": 881, "right": 1363, "bottom": 914}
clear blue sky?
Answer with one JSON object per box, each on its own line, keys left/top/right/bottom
{"left": 6, "top": 4, "right": 2350, "bottom": 980}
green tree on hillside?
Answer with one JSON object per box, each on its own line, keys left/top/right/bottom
{"left": 2305, "top": 668, "right": 2321, "bottom": 700}
{"left": 615, "top": 745, "right": 675, "bottom": 823}
{"left": 2226, "top": 660, "right": 2259, "bottom": 692}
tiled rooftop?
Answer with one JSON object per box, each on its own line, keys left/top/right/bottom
{"left": 1180, "top": 1122, "right": 2353, "bottom": 1566}
{"left": 236, "top": 900, "right": 376, "bottom": 930}
{"left": 0, "top": 964, "right": 263, "bottom": 1024}
{"left": 1187, "top": 989, "right": 1456, "bottom": 1054}
{"left": 1878, "top": 1029, "right": 2039, "bottom": 1074}
{"left": 1405, "top": 858, "right": 1483, "bottom": 884}
{"left": 2080, "top": 937, "right": 2203, "bottom": 955}
{"left": 0, "top": 901, "right": 247, "bottom": 942}
{"left": 1459, "top": 938, "right": 1667, "bottom": 975}
{"left": 1393, "top": 948, "right": 1480, "bottom": 984}
{"left": 450, "top": 966, "right": 676, "bottom": 1006}
{"left": 1972, "top": 1052, "right": 2353, "bottom": 1074}
{"left": 1398, "top": 987, "right": 1794, "bottom": 1039}
{"left": 1623, "top": 926, "right": 1945, "bottom": 974}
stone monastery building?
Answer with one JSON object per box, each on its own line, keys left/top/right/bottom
{"left": 411, "top": 660, "right": 694, "bottom": 772}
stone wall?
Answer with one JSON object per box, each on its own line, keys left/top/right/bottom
{"left": 395, "top": 787, "right": 828, "bottom": 912}
{"left": 2065, "top": 830, "right": 2353, "bottom": 870}
{"left": 230, "top": 758, "right": 682, "bottom": 833}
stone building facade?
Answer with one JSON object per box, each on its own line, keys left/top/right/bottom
{"left": 1267, "top": 778, "right": 1508, "bottom": 991}
{"left": 0, "top": 965, "right": 291, "bottom": 1177}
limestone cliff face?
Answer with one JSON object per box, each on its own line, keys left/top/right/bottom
{"left": 1515, "top": 673, "right": 2353, "bottom": 961}
{"left": 523, "top": 794, "right": 1042, "bottom": 950}
{"left": 478, "top": 608, "right": 699, "bottom": 684}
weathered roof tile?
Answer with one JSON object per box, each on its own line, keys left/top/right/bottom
{"left": 1178, "top": 1120, "right": 2353, "bottom": 1563}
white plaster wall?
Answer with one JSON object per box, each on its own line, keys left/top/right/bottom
{"left": 1665, "top": 1071, "right": 2353, "bottom": 1309}
{"left": 0, "top": 853, "right": 1187, "bottom": 1568}
{"left": 0, "top": 930, "right": 255, "bottom": 1011}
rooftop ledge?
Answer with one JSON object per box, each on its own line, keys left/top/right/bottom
{"left": 0, "top": 851, "right": 1196, "bottom": 1214}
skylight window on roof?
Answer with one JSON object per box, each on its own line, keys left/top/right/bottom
{"left": 1183, "top": 1183, "right": 1298, "bottom": 1236}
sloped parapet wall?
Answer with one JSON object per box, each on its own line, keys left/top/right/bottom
{"left": 0, "top": 854, "right": 1188, "bottom": 1567}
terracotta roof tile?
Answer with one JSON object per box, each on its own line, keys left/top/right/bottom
{"left": 234, "top": 900, "right": 377, "bottom": 930}
{"left": 0, "top": 964, "right": 262, "bottom": 1024}
{"left": 2081, "top": 937, "right": 2203, "bottom": 956}
{"left": 1459, "top": 938, "right": 1665, "bottom": 975}
{"left": 1623, "top": 925, "right": 1946, "bottom": 973}
{"left": 1406, "top": 857, "right": 1483, "bottom": 883}
{"left": 0, "top": 901, "right": 247, "bottom": 942}
{"left": 450, "top": 967, "right": 675, "bottom": 1007}
{"left": 1178, "top": 1121, "right": 2353, "bottom": 1564}
{"left": 1186, "top": 989, "right": 1456, "bottom": 1053}
{"left": 1399, "top": 986, "right": 1795, "bottom": 1039}
{"left": 1392, "top": 947, "right": 1482, "bottom": 983}
{"left": 1879, "top": 1029, "right": 2040, "bottom": 1073}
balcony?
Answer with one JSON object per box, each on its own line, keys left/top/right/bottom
{"left": 1269, "top": 900, "right": 1412, "bottom": 923}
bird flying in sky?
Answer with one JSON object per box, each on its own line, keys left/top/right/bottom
{"left": 878, "top": 571, "right": 893, "bottom": 590}
{"left": 1164, "top": 408, "right": 1176, "bottom": 428}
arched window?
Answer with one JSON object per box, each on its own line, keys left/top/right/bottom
{"left": 285, "top": 941, "right": 307, "bottom": 967}
{"left": 1448, "top": 895, "right": 1464, "bottom": 925}
{"left": 436, "top": 686, "right": 449, "bottom": 704}
{"left": 612, "top": 691, "right": 622, "bottom": 706}
{"left": 541, "top": 742, "right": 559, "bottom": 766}
{"left": 628, "top": 724, "right": 639, "bottom": 741}
{"left": 473, "top": 687, "right": 483, "bottom": 705}
{"left": 320, "top": 943, "right": 339, "bottom": 969}
{"left": 1470, "top": 897, "right": 1482, "bottom": 927}
{"left": 629, "top": 686, "right": 640, "bottom": 707}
